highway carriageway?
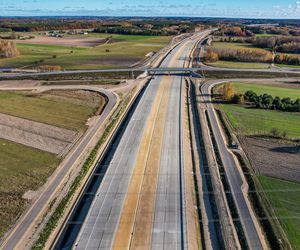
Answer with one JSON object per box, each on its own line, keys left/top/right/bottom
{"left": 54, "top": 31, "right": 209, "bottom": 250}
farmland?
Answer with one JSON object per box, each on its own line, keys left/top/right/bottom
{"left": 220, "top": 103, "right": 300, "bottom": 139}
{"left": 0, "top": 34, "right": 171, "bottom": 70}
{"left": 0, "top": 90, "right": 105, "bottom": 131}
{"left": 208, "top": 60, "right": 270, "bottom": 69}
{"left": 0, "top": 88, "right": 106, "bottom": 240}
{"left": 258, "top": 176, "right": 300, "bottom": 249}
{"left": 0, "top": 137, "right": 60, "bottom": 239}
{"left": 233, "top": 82, "right": 300, "bottom": 100}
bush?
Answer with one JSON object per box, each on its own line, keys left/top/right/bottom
{"left": 270, "top": 128, "right": 280, "bottom": 137}
{"left": 232, "top": 94, "right": 245, "bottom": 104}
{"left": 205, "top": 48, "right": 219, "bottom": 62}
{"left": 0, "top": 39, "right": 19, "bottom": 58}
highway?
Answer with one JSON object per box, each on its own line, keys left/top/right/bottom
{"left": 1, "top": 85, "right": 117, "bottom": 250}
{"left": 201, "top": 80, "right": 265, "bottom": 249}
{"left": 54, "top": 31, "right": 210, "bottom": 250}
{"left": 1, "top": 29, "right": 275, "bottom": 249}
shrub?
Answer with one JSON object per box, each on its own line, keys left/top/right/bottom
{"left": 270, "top": 128, "right": 280, "bottom": 137}
{"left": 205, "top": 48, "right": 219, "bottom": 62}
{"left": 0, "top": 39, "right": 19, "bottom": 58}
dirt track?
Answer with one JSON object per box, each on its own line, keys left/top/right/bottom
{"left": 243, "top": 136, "right": 300, "bottom": 182}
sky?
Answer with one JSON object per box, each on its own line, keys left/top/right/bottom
{"left": 0, "top": 0, "right": 300, "bottom": 18}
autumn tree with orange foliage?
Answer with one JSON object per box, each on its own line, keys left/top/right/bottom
{"left": 205, "top": 48, "right": 219, "bottom": 62}
{"left": 0, "top": 39, "right": 19, "bottom": 58}
{"left": 222, "top": 82, "right": 236, "bottom": 101}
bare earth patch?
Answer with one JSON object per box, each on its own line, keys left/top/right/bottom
{"left": 14, "top": 36, "right": 107, "bottom": 47}
{"left": 0, "top": 113, "right": 80, "bottom": 155}
{"left": 243, "top": 136, "right": 300, "bottom": 182}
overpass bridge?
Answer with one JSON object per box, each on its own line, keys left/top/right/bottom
{"left": 146, "top": 67, "right": 202, "bottom": 75}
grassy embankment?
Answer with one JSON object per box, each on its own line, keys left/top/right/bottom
{"left": 0, "top": 90, "right": 105, "bottom": 239}
{"left": 0, "top": 34, "right": 171, "bottom": 70}
{"left": 217, "top": 82, "right": 300, "bottom": 248}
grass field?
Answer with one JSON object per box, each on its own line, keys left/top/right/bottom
{"left": 0, "top": 34, "right": 171, "bottom": 69}
{"left": 0, "top": 91, "right": 104, "bottom": 131}
{"left": 208, "top": 60, "right": 270, "bottom": 69}
{"left": 233, "top": 82, "right": 300, "bottom": 100}
{"left": 0, "top": 138, "right": 59, "bottom": 238}
{"left": 258, "top": 175, "right": 300, "bottom": 249}
{"left": 219, "top": 104, "right": 300, "bottom": 139}
{"left": 255, "top": 33, "right": 282, "bottom": 37}
{"left": 212, "top": 42, "right": 258, "bottom": 49}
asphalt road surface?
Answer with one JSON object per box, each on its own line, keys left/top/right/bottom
{"left": 1, "top": 86, "right": 117, "bottom": 250}
{"left": 201, "top": 80, "right": 264, "bottom": 250}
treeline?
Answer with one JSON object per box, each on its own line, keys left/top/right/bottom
{"left": 215, "top": 25, "right": 300, "bottom": 38}
{"left": 248, "top": 26, "right": 300, "bottom": 37}
{"left": 274, "top": 54, "right": 300, "bottom": 65}
{"left": 93, "top": 23, "right": 192, "bottom": 36}
{"left": 0, "top": 19, "right": 101, "bottom": 32}
{"left": 213, "top": 35, "right": 300, "bottom": 54}
{"left": 0, "top": 18, "right": 195, "bottom": 35}
{"left": 243, "top": 90, "right": 300, "bottom": 112}
{"left": 254, "top": 36, "right": 300, "bottom": 53}
{"left": 0, "top": 39, "right": 19, "bottom": 58}
{"left": 213, "top": 26, "right": 254, "bottom": 37}
{"left": 205, "top": 47, "right": 273, "bottom": 63}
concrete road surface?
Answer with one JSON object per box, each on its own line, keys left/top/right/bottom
{"left": 55, "top": 31, "right": 211, "bottom": 250}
